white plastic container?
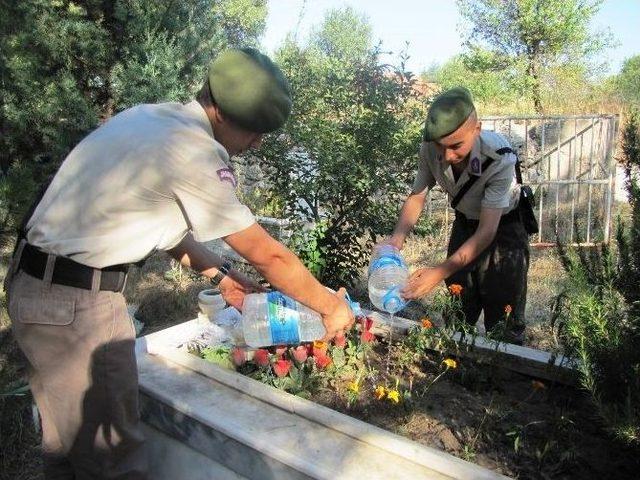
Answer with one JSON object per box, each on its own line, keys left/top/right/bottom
{"left": 241, "top": 292, "right": 326, "bottom": 348}
{"left": 367, "top": 245, "right": 409, "bottom": 314}
{"left": 198, "top": 289, "right": 226, "bottom": 321}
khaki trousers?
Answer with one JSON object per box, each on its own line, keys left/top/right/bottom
{"left": 7, "top": 265, "right": 148, "bottom": 479}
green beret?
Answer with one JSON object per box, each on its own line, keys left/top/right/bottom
{"left": 208, "top": 48, "right": 292, "bottom": 133}
{"left": 423, "top": 87, "right": 475, "bottom": 142}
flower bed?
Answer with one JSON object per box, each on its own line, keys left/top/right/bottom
{"left": 191, "top": 286, "right": 639, "bottom": 479}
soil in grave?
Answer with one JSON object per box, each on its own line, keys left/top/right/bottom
{"left": 311, "top": 341, "right": 640, "bottom": 480}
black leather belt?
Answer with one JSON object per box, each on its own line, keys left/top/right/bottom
{"left": 455, "top": 207, "right": 522, "bottom": 227}
{"left": 18, "top": 243, "right": 128, "bottom": 292}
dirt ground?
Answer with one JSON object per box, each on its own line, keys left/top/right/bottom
{"left": 312, "top": 339, "right": 640, "bottom": 480}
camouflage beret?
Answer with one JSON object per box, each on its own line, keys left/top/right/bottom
{"left": 208, "top": 48, "right": 292, "bottom": 133}
{"left": 423, "top": 87, "right": 475, "bottom": 142}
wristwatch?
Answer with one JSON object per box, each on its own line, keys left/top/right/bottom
{"left": 210, "top": 261, "right": 232, "bottom": 286}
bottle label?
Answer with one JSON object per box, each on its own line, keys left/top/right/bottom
{"left": 267, "top": 292, "right": 301, "bottom": 344}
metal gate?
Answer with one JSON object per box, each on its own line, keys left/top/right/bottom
{"left": 426, "top": 114, "right": 620, "bottom": 246}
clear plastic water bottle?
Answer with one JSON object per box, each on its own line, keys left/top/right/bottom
{"left": 368, "top": 245, "right": 409, "bottom": 314}
{"left": 242, "top": 291, "right": 327, "bottom": 348}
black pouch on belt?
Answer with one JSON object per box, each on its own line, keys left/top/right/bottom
{"left": 495, "top": 147, "right": 539, "bottom": 236}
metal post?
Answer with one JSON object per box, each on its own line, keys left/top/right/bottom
{"left": 586, "top": 118, "right": 596, "bottom": 243}
{"left": 603, "top": 117, "right": 617, "bottom": 242}
{"left": 570, "top": 118, "right": 577, "bottom": 243}
{"left": 555, "top": 119, "right": 561, "bottom": 239}
{"left": 538, "top": 119, "right": 545, "bottom": 243}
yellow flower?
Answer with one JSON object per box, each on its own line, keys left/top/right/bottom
{"left": 347, "top": 381, "right": 360, "bottom": 394}
{"left": 531, "top": 380, "right": 546, "bottom": 391}
{"left": 387, "top": 389, "right": 400, "bottom": 403}
{"left": 443, "top": 358, "right": 458, "bottom": 369}
{"left": 448, "top": 284, "right": 463, "bottom": 296}
{"left": 374, "top": 385, "right": 386, "bottom": 400}
{"left": 313, "top": 340, "right": 328, "bottom": 350}
{"left": 504, "top": 304, "right": 513, "bottom": 314}
{"left": 421, "top": 318, "right": 434, "bottom": 329}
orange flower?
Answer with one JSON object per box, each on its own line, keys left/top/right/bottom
{"left": 531, "top": 380, "right": 546, "bottom": 391}
{"left": 312, "top": 340, "right": 328, "bottom": 357}
{"left": 361, "top": 330, "right": 376, "bottom": 343}
{"left": 504, "top": 304, "right": 513, "bottom": 315}
{"left": 421, "top": 318, "right": 433, "bottom": 329}
{"left": 231, "top": 347, "right": 246, "bottom": 367}
{"left": 315, "top": 353, "right": 332, "bottom": 369}
{"left": 273, "top": 359, "right": 292, "bottom": 378}
{"left": 448, "top": 284, "right": 463, "bottom": 296}
{"left": 333, "top": 333, "right": 347, "bottom": 348}
{"left": 374, "top": 385, "right": 386, "bottom": 400}
{"left": 360, "top": 316, "right": 374, "bottom": 332}
{"left": 291, "top": 345, "right": 308, "bottom": 363}
{"left": 253, "top": 349, "right": 271, "bottom": 367}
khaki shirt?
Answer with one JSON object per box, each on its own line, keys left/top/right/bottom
{"left": 412, "top": 130, "right": 520, "bottom": 220}
{"left": 26, "top": 101, "right": 255, "bottom": 268}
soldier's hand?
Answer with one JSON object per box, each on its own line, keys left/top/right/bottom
{"left": 401, "top": 267, "right": 444, "bottom": 299}
{"left": 219, "top": 271, "right": 265, "bottom": 310}
{"left": 320, "top": 287, "right": 355, "bottom": 342}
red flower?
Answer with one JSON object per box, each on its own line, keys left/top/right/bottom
{"left": 361, "top": 330, "right": 376, "bottom": 343}
{"left": 273, "top": 359, "right": 292, "bottom": 378}
{"left": 274, "top": 345, "right": 287, "bottom": 356}
{"left": 305, "top": 342, "right": 314, "bottom": 355}
{"left": 315, "top": 354, "right": 332, "bottom": 369}
{"left": 291, "top": 345, "right": 308, "bottom": 363}
{"left": 448, "top": 284, "right": 463, "bottom": 296}
{"left": 312, "top": 340, "right": 328, "bottom": 358}
{"left": 253, "top": 349, "right": 270, "bottom": 367}
{"left": 333, "top": 333, "right": 347, "bottom": 348}
{"left": 360, "top": 316, "right": 374, "bottom": 332}
{"left": 231, "top": 347, "right": 246, "bottom": 367}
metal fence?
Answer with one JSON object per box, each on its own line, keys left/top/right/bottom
{"left": 426, "top": 114, "right": 620, "bottom": 246}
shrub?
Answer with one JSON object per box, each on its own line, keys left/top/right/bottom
{"left": 554, "top": 110, "right": 640, "bottom": 445}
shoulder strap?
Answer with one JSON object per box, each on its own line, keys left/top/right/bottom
{"left": 451, "top": 157, "right": 496, "bottom": 210}
{"left": 495, "top": 146, "right": 523, "bottom": 185}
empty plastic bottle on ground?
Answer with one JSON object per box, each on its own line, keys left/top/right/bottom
{"left": 242, "top": 292, "right": 328, "bottom": 348}
{"left": 368, "top": 245, "right": 409, "bottom": 314}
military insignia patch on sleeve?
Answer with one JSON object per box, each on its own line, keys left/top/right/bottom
{"left": 216, "top": 168, "right": 237, "bottom": 187}
{"left": 470, "top": 157, "right": 481, "bottom": 175}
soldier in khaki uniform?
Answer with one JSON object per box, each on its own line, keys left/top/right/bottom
{"left": 391, "top": 87, "right": 528, "bottom": 342}
{"left": 5, "top": 48, "right": 353, "bottom": 479}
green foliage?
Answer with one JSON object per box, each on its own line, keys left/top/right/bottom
{"left": 553, "top": 112, "right": 640, "bottom": 445}
{"left": 0, "top": 0, "right": 267, "bottom": 247}
{"left": 288, "top": 220, "right": 328, "bottom": 278}
{"left": 201, "top": 345, "right": 234, "bottom": 370}
{"left": 432, "top": 52, "right": 524, "bottom": 105}
{"left": 309, "top": 6, "right": 372, "bottom": 62}
{"left": 617, "top": 109, "right": 640, "bottom": 312}
{"left": 0, "top": 162, "right": 40, "bottom": 249}
{"left": 456, "top": 0, "right": 613, "bottom": 113}
{"left": 616, "top": 55, "right": 640, "bottom": 106}
{"left": 258, "top": 8, "right": 425, "bottom": 286}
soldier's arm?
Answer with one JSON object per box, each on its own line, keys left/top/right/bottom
{"left": 440, "top": 206, "right": 502, "bottom": 277}
{"left": 224, "top": 222, "right": 354, "bottom": 338}
{"left": 402, "top": 206, "right": 501, "bottom": 299}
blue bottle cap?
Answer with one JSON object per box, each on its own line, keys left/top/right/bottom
{"left": 381, "top": 287, "right": 406, "bottom": 314}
